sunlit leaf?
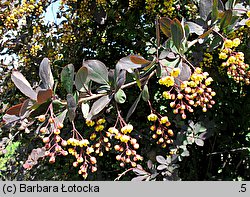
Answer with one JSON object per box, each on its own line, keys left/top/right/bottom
{"left": 87, "top": 94, "right": 113, "bottom": 120}
{"left": 11, "top": 71, "right": 37, "bottom": 100}
{"left": 84, "top": 60, "right": 109, "bottom": 85}
{"left": 156, "top": 155, "right": 167, "bottom": 164}
{"left": 170, "top": 18, "right": 184, "bottom": 50}
{"left": 157, "top": 165, "right": 168, "bottom": 170}
{"left": 195, "top": 138, "right": 204, "bottom": 146}
{"left": 142, "top": 85, "right": 149, "bottom": 102}
{"left": 75, "top": 66, "right": 89, "bottom": 92}
{"left": 81, "top": 103, "right": 90, "bottom": 119}
{"left": 39, "top": 58, "right": 54, "bottom": 89}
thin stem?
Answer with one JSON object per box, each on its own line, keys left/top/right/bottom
{"left": 212, "top": 29, "right": 226, "bottom": 41}
{"left": 114, "top": 167, "right": 135, "bottom": 181}
{"left": 180, "top": 55, "right": 196, "bottom": 70}
{"left": 78, "top": 70, "right": 156, "bottom": 104}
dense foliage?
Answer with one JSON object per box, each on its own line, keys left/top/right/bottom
{"left": 0, "top": 0, "right": 250, "bottom": 181}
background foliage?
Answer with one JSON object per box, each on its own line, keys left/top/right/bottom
{"left": 0, "top": 0, "right": 250, "bottom": 181}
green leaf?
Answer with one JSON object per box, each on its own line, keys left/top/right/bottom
{"left": 75, "top": 66, "right": 89, "bottom": 92}
{"left": 134, "top": 69, "right": 142, "bottom": 90}
{"left": 87, "top": 94, "right": 113, "bottom": 120}
{"left": 159, "top": 17, "right": 172, "bottom": 37}
{"left": 170, "top": 18, "right": 184, "bottom": 50}
{"left": 220, "top": 10, "right": 233, "bottom": 29}
{"left": 126, "top": 92, "right": 142, "bottom": 121}
{"left": 84, "top": 60, "right": 109, "bottom": 85}
{"left": 225, "top": 0, "right": 236, "bottom": 9}
{"left": 96, "top": 85, "right": 110, "bottom": 94}
{"left": 142, "top": 85, "right": 149, "bottom": 102}
{"left": 66, "top": 94, "right": 77, "bottom": 122}
{"left": 211, "top": 0, "right": 219, "bottom": 23}
{"left": 61, "top": 64, "right": 75, "bottom": 94}
{"left": 114, "top": 89, "right": 126, "bottom": 104}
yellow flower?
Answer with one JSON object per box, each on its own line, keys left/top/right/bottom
{"left": 205, "top": 77, "right": 213, "bottom": 86}
{"left": 147, "top": 114, "right": 158, "bottom": 122}
{"left": 96, "top": 118, "right": 106, "bottom": 125}
{"left": 79, "top": 139, "right": 90, "bottom": 147}
{"left": 227, "top": 56, "right": 236, "bottom": 64}
{"left": 86, "top": 147, "right": 94, "bottom": 154}
{"left": 224, "top": 39, "right": 233, "bottom": 48}
{"left": 195, "top": 67, "right": 202, "bottom": 74}
{"left": 247, "top": 11, "right": 250, "bottom": 18}
{"left": 95, "top": 124, "right": 104, "bottom": 132}
{"left": 159, "top": 76, "right": 175, "bottom": 87}
{"left": 170, "top": 67, "right": 181, "bottom": 77}
{"left": 120, "top": 135, "right": 130, "bottom": 143}
{"left": 160, "top": 116, "right": 169, "bottom": 124}
{"left": 180, "top": 81, "right": 188, "bottom": 89}
{"left": 162, "top": 91, "right": 171, "bottom": 99}
{"left": 90, "top": 133, "right": 97, "bottom": 140}
{"left": 246, "top": 19, "right": 250, "bottom": 27}
{"left": 232, "top": 38, "right": 241, "bottom": 47}
{"left": 121, "top": 124, "right": 133, "bottom": 134}
{"left": 108, "top": 127, "right": 119, "bottom": 135}
{"left": 219, "top": 52, "right": 228, "bottom": 59}
{"left": 86, "top": 119, "right": 95, "bottom": 127}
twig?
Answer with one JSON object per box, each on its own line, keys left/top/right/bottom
{"left": 207, "top": 147, "right": 249, "bottom": 156}
{"left": 114, "top": 167, "right": 135, "bottom": 181}
{"left": 78, "top": 70, "right": 156, "bottom": 104}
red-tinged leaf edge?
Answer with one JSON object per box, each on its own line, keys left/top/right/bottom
{"left": 159, "top": 17, "right": 173, "bottom": 37}
{"left": 130, "top": 55, "right": 150, "bottom": 65}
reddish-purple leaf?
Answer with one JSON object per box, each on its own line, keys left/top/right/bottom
{"left": 6, "top": 103, "right": 23, "bottom": 115}
{"left": 37, "top": 89, "right": 53, "bottom": 104}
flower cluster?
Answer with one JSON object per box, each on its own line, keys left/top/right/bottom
{"left": 160, "top": 66, "right": 216, "bottom": 119}
{"left": 147, "top": 113, "right": 174, "bottom": 148}
{"left": 108, "top": 125, "right": 143, "bottom": 168}
{"left": 2, "top": 0, "right": 45, "bottom": 30}
{"left": 86, "top": 118, "right": 111, "bottom": 157}
{"left": 219, "top": 39, "right": 250, "bottom": 85}
{"left": 36, "top": 107, "right": 68, "bottom": 165}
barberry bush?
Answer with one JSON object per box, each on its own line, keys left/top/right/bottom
{"left": 0, "top": 0, "right": 250, "bottom": 181}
